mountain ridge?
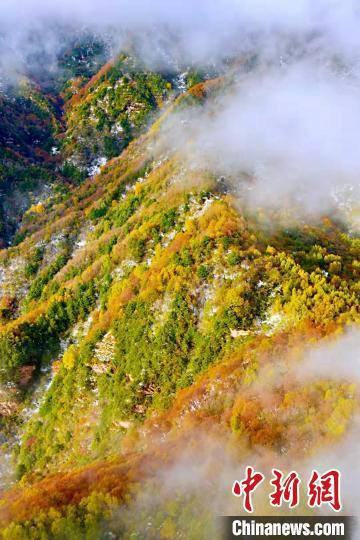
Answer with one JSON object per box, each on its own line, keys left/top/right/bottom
{"left": 0, "top": 45, "right": 358, "bottom": 539}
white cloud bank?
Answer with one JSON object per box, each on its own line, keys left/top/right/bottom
{"left": 1, "top": 0, "right": 360, "bottom": 218}
{"left": 164, "top": 62, "right": 360, "bottom": 215}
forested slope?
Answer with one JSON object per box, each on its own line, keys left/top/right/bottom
{"left": 0, "top": 57, "right": 358, "bottom": 539}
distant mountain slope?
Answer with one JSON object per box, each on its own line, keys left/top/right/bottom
{"left": 0, "top": 82, "right": 62, "bottom": 244}
{"left": 0, "top": 47, "right": 179, "bottom": 246}
{"left": 61, "top": 54, "right": 174, "bottom": 174}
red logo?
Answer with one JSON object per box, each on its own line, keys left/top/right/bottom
{"left": 270, "top": 469, "right": 301, "bottom": 509}
{"left": 232, "top": 468, "right": 342, "bottom": 513}
{"left": 308, "top": 469, "right": 341, "bottom": 512}
{"left": 232, "top": 466, "right": 265, "bottom": 513}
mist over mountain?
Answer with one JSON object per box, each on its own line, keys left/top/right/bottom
{"left": 2, "top": 0, "right": 360, "bottom": 80}
{"left": 161, "top": 61, "right": 360, "bottom": 218}
{"left": 0, "top": 2, "right": 358, "bottom": 539}
{"left": 2, "top": 0, "right": 360, "bottom": 220}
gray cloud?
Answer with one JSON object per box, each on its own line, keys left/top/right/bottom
{"left": 2, "top": 0, "right": 360, "bottom": 76}
{"left": 163, "top": 61, "right": 360, "bottom": 217}
{"left": 1, "top": 1, "right": 360, "bottom": 217}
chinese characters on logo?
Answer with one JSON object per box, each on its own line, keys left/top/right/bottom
{"left": 308, "top": 469, "right": 341, "bottom": 512}
{"left": 232, "top": 468, "right": 341, "bottom": 513}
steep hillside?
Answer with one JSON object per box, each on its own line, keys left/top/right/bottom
{"left": 0, "top": 69, "right": 358, "bottom": 538}
{"left": 0, "top": 51, "right": 179, "bottom": 247}
{"left": 0, "top": 32, "right": 112, "bottom": 246}
{"left": 61, "top": 54, "right": 179, "bottom": 175}
{"left": 0, "top": 82, "right": 63, "bottom": 245}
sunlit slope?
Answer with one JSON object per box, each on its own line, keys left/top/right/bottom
{"left": 0, "top": 78, "right": 358, "bottom": 538}
{"left": 61, "top": 53, "right": 174, "bottom": 174}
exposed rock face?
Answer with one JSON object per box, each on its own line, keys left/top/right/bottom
{"left": 94, "top": 332, "right": 116, "bottom": 365}
{"left": 0, "top": 401, "right": 17, "bottom": 416}
{"left": 230, "top": 328, "right": 251, "bottom": 338}
{"left": 18, "top": 365, "right": 35, "bottom": 387}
